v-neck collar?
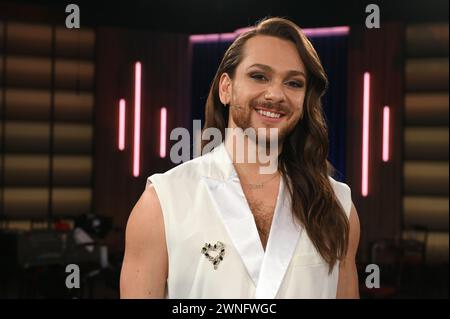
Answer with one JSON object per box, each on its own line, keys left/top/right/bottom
{"left": 201, "top": 142, "right": 302, "bottom": 298}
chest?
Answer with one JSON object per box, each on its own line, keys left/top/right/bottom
{"left": 241, "top": 181, "right": 280, "bottom": 248}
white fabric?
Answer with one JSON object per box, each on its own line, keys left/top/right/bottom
{"left": 147, "top": 142, "right": 352, "bottom": 299}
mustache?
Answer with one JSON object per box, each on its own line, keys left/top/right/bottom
{"left": 250, "top": 100, "right": 288, "bottom": 113}
{"left": 229, "top": 100, "right": 289, "bottom": 114}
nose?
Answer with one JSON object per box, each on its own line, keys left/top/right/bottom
{"left": 264, "top": 82, "right": 286, "bottom": 104}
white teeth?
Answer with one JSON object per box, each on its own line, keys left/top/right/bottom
{"left": 256, "top": 109, "right": 281, "bottom": 119}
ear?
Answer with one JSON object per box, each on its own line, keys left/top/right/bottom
{"left": 218, "top": 73, "right": 232, "bottom": 105}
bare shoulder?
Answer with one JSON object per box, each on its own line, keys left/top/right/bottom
{"left": 347, "top": 203, "right": 361, "bottom": 259}
{"left": 336, "top": 202, "right": 361, "bottom": 298}
{"left": 124, "top": 186, "right": 165, "bottom": 251}
{"left": 120, "top": 185, "right": 168, "bottom": 298}
{"left": 130, "top": 185, "right": 164, "bottom": 228}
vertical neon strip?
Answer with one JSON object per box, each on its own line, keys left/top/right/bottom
{"left": 382, "top": 106, "right": 390, "bottom": 162}
{"left": 133, "top": 62, "right": 142, "bottom": 177}
{"left": 362, "top": 72, "right": 370, "bottom": 197}
{"left": 118, "top": 99, "right": 126, "bottom": 151}
{"left": 160, "top": 107, "right": 167, "bottom": 158}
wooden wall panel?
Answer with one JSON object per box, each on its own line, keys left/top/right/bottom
{"left": 0, "top": 21, "right": 95, "bottom": 222}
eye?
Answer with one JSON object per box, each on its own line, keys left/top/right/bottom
{"left": 286, "top": 80, "right": 305, "bottom": 88}
{"left": 249, "top": 73, "right": 268, "bottom": 82}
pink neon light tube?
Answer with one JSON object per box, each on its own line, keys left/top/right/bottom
{"left": 189, "top": 26, "right": 350, "bottom": 43}
{"left": 303, "top": 26, "right": 349, "bottom": 37}
{"left": 118, "top": 99, "right": 126, "bottom": 151}
{"left": 362, "top": 72, "right": 370, "bottom": 197}
{"left": 382, "top": 106, "right": 390, "bottom": 162}
{"left": 133, "top": 62, "right": 142, "bottom": 177}
{"left": 160, "top": 107, "right": 167, "bottom": 158}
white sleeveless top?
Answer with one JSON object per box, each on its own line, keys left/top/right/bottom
{"left": 147, "top": 143, "right": 352, "bottom": 299}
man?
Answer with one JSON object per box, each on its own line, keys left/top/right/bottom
{"left": 120, "top": 17, "right": 360, "bottom": 298}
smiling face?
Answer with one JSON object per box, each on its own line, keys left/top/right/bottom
{"left": 219, "top": 35, "right": 307, "bottom": 144}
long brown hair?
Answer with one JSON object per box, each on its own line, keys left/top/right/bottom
{"left": 202, "top": 17, "right": 349, "bottom": 272}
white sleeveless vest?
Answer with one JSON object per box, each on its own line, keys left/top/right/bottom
{"left": 147, "top": 142, "right": 352, "bottom": 299}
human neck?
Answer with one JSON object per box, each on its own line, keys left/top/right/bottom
{"left": 224, "top": 129, "right": 282, "bottom": 180}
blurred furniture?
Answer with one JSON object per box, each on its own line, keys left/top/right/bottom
{"left": 361, "top": 230, "right": 428, "bottom": 299}
{"left": 0, "top": 213, "right": 120, "bottom": 298}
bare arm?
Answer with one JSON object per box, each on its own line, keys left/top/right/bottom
{"left": 120, "top": 185, "right": 168, "bottom": 298}
{"left": 336, "top": 203, "right": 361, "bottom": 299}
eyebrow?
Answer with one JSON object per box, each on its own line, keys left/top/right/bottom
{"left": 247, "top": 63, "right": 306, "bottom": 79}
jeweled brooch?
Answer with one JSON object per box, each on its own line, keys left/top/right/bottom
{"left": 201, "top": 241, "right": 225, "bottom": 270}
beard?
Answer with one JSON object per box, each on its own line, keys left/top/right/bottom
{"left": 229, "top": 97, "right": 299, "bottom": 145}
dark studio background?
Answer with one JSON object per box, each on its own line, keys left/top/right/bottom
{"left": 0, "top": 0, "right": 448, "bottom": 299}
